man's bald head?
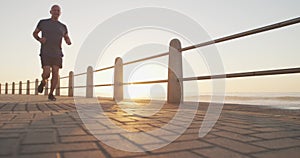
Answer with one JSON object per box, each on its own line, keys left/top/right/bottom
{"left": 50, "top": 5, "right": 61, "bottom": 20}
{"left": 51, "top": 5, "right": 61, "bottom": 11}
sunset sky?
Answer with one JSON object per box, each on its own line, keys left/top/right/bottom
{"left": 0, "top": 0, "right": 299, "bottom": 98}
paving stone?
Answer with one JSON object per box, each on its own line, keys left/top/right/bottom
{"left": 88, "top": 128, "right": 128, "bottom": 135}
{"left": 174, "top": 133, "right": 199, "bottom": 142}
{"left": 140, "top": 151, "right": 202, "bottom": 158}
{"left": 14, "top": 113, "right": 34, "bottom": 119}
{"left": 253, "top": 147, "right": 300, "bottom": 158}
{"left": 31, "top": 120, "right": 53, "bottom": 126}
{"left": 92, "top": 134, "right": 124, "bottom": 142}
{"left": 250, "top": 130, "right": 300, "bottom": 139}
{"left": 56, "top": 104, "right": 74, "bottom": 110}
{"left": 100, "top": 141, "right": 148, "bottom": 158}
{"left": 184, "top": 127, "right": 203, "bottom": 134}
{"left": 205, "top": 137, "right": 266, "bottom": 154}
{"left": 151, "top": 140, "right": 212, "bottom": 153}
{"left": 111, "top": 116, "right": 136, "bottom": 123}
{"left": 46, "top": 104, "right": 63, "bottom": 111}
{"left": 22, "top": 130, "right": 56, "bottom": 144}
{"left": 219, "top": 121, "right": 253, "bottom": 129}
{"left": 121, "top": 132, "right": 165, "bottom": 145}
{"left": 251, "top": 138, "right": 300, "bottom": 149}
{"left": 296, "top": 137, "right": 300, "bottom": 140}
{"left": 21, "top": 142, "right": 99, "bottom": 154}
{"left": 26, "top": 104, "right": 39, "bottom": 111}
{"left": 81, "top": 123, "right": 110, "bottom": 130}
{"left": 0, "top": 113, "right": 15, "bottom": 121}
{"left": 53, "top": 116, "right": 74, "bottom": 122}
{"left": 17, "top": 153, "right": 59, "bottom": 158}
{"left": 251, "top": 127, "right": 286, "bottom": 132}
{"left": 213, "top": 131, "right": 260, "bottom": 142}
{"left": 34, "top": 113, "right": 51, "bottom": 119}
{"left": 37, "top": 104, "right": 52, "bottom": 111}
{"left": 0, "top": 103, "right": 16, "bottom": 111}
{"left": 9, "top": 119, "right": 31, "bottom": 124}
{"left": 193, "top": 146, "right": 250, "bottom": 158}
{"left": 122, "top": 124, "right": 155, "bottom": 131}
{"left": 215, "top": 125, "right": 256, "bottom": 135}
{"left": 13, "top": 104, "right": 26, "bottom": 111}
{"left": 60, "top": 135, "right": 98, "bottom": 143}
{"left": 0, "top": 132, "right": 19, "bottom": 138}
{"left": 100, "top": 138, "right": 143, "bottom": 152}
{"left": 63, "top": 150, "right": 106, "bottom": 158}
{"left": 57, "top": 127, "right": 87, "bottom": 136}
{"left": 2, "top": 123, "right": 28, "bottom": 129}
{"left": 0, "top": 138, "right": 18, "bottom": 156}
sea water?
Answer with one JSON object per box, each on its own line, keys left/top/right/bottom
{"left": 185, "top": 92, "right": 300, "bottom": 110}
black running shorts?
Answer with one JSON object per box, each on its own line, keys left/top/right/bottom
{"left": 40, "top": 56, "right": 62, "bottom": 68}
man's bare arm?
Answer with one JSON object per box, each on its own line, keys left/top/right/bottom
{"left": 64, "top": 33, "right": 72, "bottom": 45}
{"left": 33, "top": 28, "right": 46, "bottom": 44}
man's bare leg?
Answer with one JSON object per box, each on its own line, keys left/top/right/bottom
{"left": 38, "top": 66, "right": 51, "bottom": 93}
{"left": 49, "top": 65, "right": 59, "bottom": 95}
{"left": 42, "top": 66, "right": 51, "bottom": 84}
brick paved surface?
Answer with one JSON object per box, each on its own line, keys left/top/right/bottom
{"left": 0, "top": 94, "right": 299, "bottom": 158}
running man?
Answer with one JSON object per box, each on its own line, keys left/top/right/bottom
{"left": 33, "top": 5, "right": 71, "bottom": 101}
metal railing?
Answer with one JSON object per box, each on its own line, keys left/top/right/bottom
{"left": 1, "top": 17, "right": 300, "bottom": 103}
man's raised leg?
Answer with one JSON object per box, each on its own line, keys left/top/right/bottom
{"left": 38, "top": 66, "right": 51, "bottom": 93}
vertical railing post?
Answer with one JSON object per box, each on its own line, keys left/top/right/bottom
{"left": 35, "top": 79, "right": 39, "bottom": 95}
{"left": 55, "top": 75, "right": 60, "bottom": 96}
{"left": 26, "top": 80, "right": 30, "bottom": 95}
{"left": 44, "top": 82, "right": 48, "bottom": 95}
{"left": 12, "top": 82, "right": 15, "bottom": 95}
{"left": 5, "top": 83, "right": 8, "bottom": 94}
{"left": 68, "top": 71, "right": 74, "bottom": 97}
{"left": 86, "top": 66, "right": 93, "bottom": 98}
{"left": 167, "top": 39, "right": 183, "bottom": 104}
{"left": 114, "top": 57, "right": 123, "bottom": 102}
{"left": 0, "top": 83, "right": 1, "bottom": 94}
{"left": 19, "top": 81, "right": 22, "bottom": 95}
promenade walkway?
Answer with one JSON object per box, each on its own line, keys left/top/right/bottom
{"left": 0, "top": 94, "right": 299, "bottom": 158}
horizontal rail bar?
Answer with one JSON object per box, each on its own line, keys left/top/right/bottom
{"left": 182, "top": 67, "right": 300, "bottom": 81}
{"left": 73, "top": 85, "right": 87, "bottom": 88}
{"left": 91, "top": 52, "right": 169, "bottom": 74}
{"left": 94, "top": 66, "right": 115, "bottom": 72}
{"left": 21, "top": 82, "right": 32, "bottom": 85}
{"left": 123, "top": 52, "right": 169, "bottom": 66}
{"left": 181, "top": 17, "right": 300, "bottom": 52}
{"left": 60, "top": 76, "right": 69, "bottom": 79}
{"left": 94, "top": 83, "right": 114, "bottom": 87}
{"left": 71, "top": 65, "right": 116, "bottom": 77}
{"left": 123, "top": 79, "right": 168, "bottom": 85}
{"left": 73, "top": 72, "right": 87, "bottom": 77}
{"left": 59, "top": 87, "right": 69, "bottom": 89}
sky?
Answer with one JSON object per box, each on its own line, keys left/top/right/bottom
{"left": 0, "top": 0, "right": 299, "bottom": 98}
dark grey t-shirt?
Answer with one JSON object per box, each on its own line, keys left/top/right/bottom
{"left": 37, "top": 19, "right": 68, "bottom": 57}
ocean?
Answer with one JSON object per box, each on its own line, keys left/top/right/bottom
{"left": 67, "top": 88, "right": 300, "bottom": 110}
{"left": 185, "top": 92, "right": 300, "bottom": 110}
